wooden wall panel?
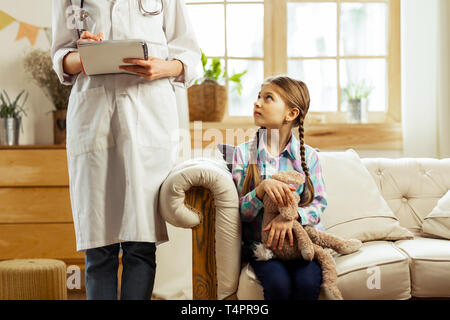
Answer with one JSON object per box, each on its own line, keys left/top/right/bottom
{"left": 0, "top": 224, "right": 83, "bottom": 260}
{"left": 0, "top": 187, "right": 72, "bottom": 223}
{"left": 0, "top": 149, "right": 69, "bottom": 186}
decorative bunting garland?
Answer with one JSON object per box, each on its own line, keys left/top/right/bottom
{"left": 0, "top": 10, "right": 51, "bottom": 46}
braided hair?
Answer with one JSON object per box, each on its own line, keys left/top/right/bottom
{"left": 241, "top": 127, "right": 263, "bottom": 197}
{"left": 241, "top": 76, "right": 315, "bottom": 207}
{"left": 297, "top": 106, "right": 315, "bottom": 206}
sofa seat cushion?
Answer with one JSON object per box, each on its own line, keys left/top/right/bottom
{"left": 237, "top": 241, "right": 411, "bottom": 300}
{"left": 332, "top": 241, "right": 411, "bottom": 300}
{"left": 236, "top": 263, "right": 265, "bottom": 300}
{"left": 395, "top": 237, "right": 450, "bottom": 298}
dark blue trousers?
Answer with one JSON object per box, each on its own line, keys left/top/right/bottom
{"left": 250, "top": 257, "right": 323, "bottom": 300}
{"left": 85, "top": 241, "right": 156, "bottom": 300}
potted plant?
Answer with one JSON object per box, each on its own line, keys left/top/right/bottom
{"left": 23, "top": 48, "right": 72, "bottom": 144}
{"left": 342, "top": 81, "right": 374, "bottom": 123}
{"left": 0, "top": 89, "right": 29, "bottom": 146}
{"left": 188, "top": 49, "right": 247, "bottom": 122}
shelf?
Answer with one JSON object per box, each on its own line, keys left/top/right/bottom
{"left": 189, "top": 121, "right": 403, "bottom": 150}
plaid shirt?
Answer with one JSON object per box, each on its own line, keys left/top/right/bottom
{"left": 231, "top": 130, "right": 327, "bottom": 260}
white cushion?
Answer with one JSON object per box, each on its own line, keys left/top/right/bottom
{"left": 331, "top": 241, "right": 411, "bottom": 300}
{"left": 422, "top": 190, "right": 450, "bottom": 239}
{"left": 395, "top": 237, "right": 450, "bottom": 298}
{"left": 318, "top": 149, "right": 414, "bottom": 242}
{"left": 237, "top": 241, "right": 411, "bottom": 300}
{"left": 362, "top": 158, "right": 450, "bottom": 237}
{"left": 236, "top": 264, "right": 264, "bottom": 300}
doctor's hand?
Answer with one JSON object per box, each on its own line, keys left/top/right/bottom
{"left": 76, "top": 31, "right": 104, "bottom": 46}
{"left": 119, "top": 57, "right": 184, "bottom": 81}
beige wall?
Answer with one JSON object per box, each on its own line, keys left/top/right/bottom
{"left": 401, "top": 0, "right": 450, "bottom": 159}
{"left": 0, "top": 0, "right": 191, "bottom": 148}
{"left": 0, "top": 0, "right": 53, "bottom": 145}
{"left": 437, "top": 0, "right": 450, "bottom": 158}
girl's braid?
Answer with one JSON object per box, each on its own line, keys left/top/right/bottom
{"left": 297, "top": 109, "right": 314, "bottom": 205}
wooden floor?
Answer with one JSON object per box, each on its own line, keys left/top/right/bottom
{"left": 68, "top": 291, "right": 86, "bottom": 300}
{"left": 66, "top": 291, "right": 448, "bottom": 300}
{"left": 66, "top": 291, "right": 163, "bottom": 300}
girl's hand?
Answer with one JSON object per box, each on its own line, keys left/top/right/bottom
{"left": 77, "top": 31, "right": 104, "bottom": 46}
{"left": 263, "top": 215, "right": 295, "bottom": 250}
{"left": 119, "top": 58, "right": 184, "bottom": 81}
{"left": 256, "top": 178, "right": 296, "bottom": 207}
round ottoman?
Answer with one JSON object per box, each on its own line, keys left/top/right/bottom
{"left": 0, "top": 259, "right": 67, "bottom": 300}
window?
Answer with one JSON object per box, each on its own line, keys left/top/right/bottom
{"left": 186, "top": 0, "right": 265, "bottom": 118}
{"left": 186, "top": 0, "right": 401, "bottom": 124}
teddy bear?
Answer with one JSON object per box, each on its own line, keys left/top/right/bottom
{"left": 253, "top": 170, "right": 363, "bottom": 300}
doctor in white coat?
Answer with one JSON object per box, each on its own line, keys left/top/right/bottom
{"left": 51, "top": 0, "right": 201, "bottom": 300}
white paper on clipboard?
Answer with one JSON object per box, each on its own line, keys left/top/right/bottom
{"left": 77, "top": 39, "right": 149, "bottom": 76}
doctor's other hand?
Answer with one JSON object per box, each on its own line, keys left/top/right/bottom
{"left": 119, "top": 57, "right": 184, "bottom": 81}
{"left": 76, "top": 31, "right": 104, "bottom": 46}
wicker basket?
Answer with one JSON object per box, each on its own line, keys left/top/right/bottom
{"left": 188, "top": 80, "right": 227, "bottom": 122}
{"left": 0, "top": 259, "right": 67, "bottom": 300}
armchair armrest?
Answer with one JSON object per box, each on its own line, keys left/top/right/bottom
{"left": 159, "top": 158, "right": 242, "bottom": 300}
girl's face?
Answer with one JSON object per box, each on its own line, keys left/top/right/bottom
{"left": 253, "top": 83, "right": 294, "bottom": 129}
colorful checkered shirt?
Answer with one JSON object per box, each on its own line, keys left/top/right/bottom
{"left": 231, "top": 129, "right": 328, "bottom": 260}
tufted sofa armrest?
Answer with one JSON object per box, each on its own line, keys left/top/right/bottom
{"left": 159, "top": 158, "right": 241, "bottom": 300}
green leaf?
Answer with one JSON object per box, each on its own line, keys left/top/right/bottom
{"left": 199, "top": 53, "right": 249, "bottom": 102}
{"left": 2, "top": 90, "right": 11, "bottom": 106}
{"left": 229, "top": 70, "right": 247, "bottom": 82}
{"left": 201, "top": 50, "right": 207, "bottom": 69}
{"left": 12, "top": 90, "right": 25, "bottom": 109}
{"left": 237, "top": 83, "right": 243, "bottom": 95}
{"left": 0, "top": 90, "right": 28, "bottom": 119}
{"left": 213, "top": 67, "right": 222, "bottom": 80}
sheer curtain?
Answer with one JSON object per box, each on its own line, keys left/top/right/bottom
{"left": 437, "top": 0, "right": 450, "bottom": 158}
{"left": 401, "top": 0, "right": 450, "bottom": 159}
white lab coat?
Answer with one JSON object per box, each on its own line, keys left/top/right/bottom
{"left": 51, "top": 0, "right": 201, "bottom": 251}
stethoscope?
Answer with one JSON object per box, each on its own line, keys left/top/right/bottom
{"left": 71, "top": 0, "right": 164, "bottom": 38}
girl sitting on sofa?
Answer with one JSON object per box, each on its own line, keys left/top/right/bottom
{"left": 231, "top": 75, "right": 328, "bottom": 300}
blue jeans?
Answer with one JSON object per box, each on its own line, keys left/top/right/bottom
{"left": 85, "top": 241, "right": 156, "bottom": 300}
{"left": 250, "top": 257, "right": 322, "bottom": 300}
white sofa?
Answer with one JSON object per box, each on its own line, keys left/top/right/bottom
{"left": 157, "top": 150, "right": 450, "bottom": 300}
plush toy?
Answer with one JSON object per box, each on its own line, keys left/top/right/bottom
{"left": 253, "top": 170, "right": 363, "bottom": 300}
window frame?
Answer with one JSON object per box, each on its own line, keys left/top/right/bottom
{"left": 187, "top": 0, "right": 401, "bottom": 125}
{"left": 276, "top": 0, "right": 402, "bottom": 125}
{"left": 186, "top": 0, "right": 402, "bottom": 151}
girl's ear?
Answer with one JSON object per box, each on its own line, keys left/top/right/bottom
{"left": 287, "top": 107, "right": 300, "bottom": 122}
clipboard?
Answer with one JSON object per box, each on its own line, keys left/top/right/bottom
{"left": 77, "top": 39, "right": 149, "bottom": 76}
